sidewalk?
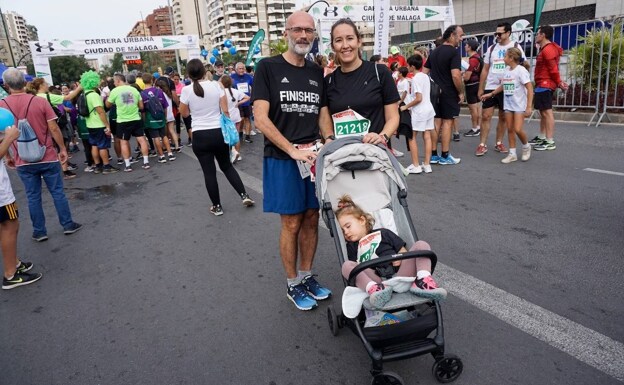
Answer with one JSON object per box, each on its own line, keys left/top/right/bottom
{"left": 458, "top": 106, "right": 624, "bottom": 126}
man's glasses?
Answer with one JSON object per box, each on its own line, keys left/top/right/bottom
{"left": 494, "top": 32, "right": 507, "bottom": 37}
{"left": 286, "top": 27, "right": 316, "bottom": 35}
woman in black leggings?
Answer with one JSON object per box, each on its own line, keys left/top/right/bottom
{"left": 178, "top": 59, "right": 254, "bottom": 216}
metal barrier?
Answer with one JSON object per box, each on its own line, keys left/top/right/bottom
{"left": 597, "top": 17, "right": 624, "bottom": 126}
{"left": 396, "top": 19, "right": 616, "bottom": 126}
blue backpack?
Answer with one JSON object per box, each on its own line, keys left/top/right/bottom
{"left": 2, "top": 96, "right": 48, "bottom": 163}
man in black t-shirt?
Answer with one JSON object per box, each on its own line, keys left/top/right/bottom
{"left": 424, "top": 25, "right": 465, "bottom": 165}
{"left": 252, "top": 10, "right": 331, "bottom": 312}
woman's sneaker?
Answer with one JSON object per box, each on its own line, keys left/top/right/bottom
{"left": 501, "top": 154, "right": 518, "bottom": 164}
{"left": 240, "top": 193, "right": 255, "bottom": 207}
{"left": 423, "top": 164, "right": 433, "bottom": 173}
{"left": 410, "top": 276, "right": 447, "bottom": 301}
{"left": 287, "top": 283, "right": 318, "bottom": 311}
{"left": 368, "top": 283, "right": 393, "bottom": 309}
{"left": 16, "top": 261, "right": 33, "bottom": 273}
{"left": 210, "top": 204, "right": 224, "bottom": 216}
{"left": 301, "top": 275, "right": 331, "bottom": 300}
{"left": 405, "top": 164, "right": 423, "bottom": 174}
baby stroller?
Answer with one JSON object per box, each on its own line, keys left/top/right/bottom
{"left": 315, "top": 137, "right": 463, "bottom": 384}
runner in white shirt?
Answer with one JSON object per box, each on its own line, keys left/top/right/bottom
{"left": 481, "top": 47, "right": 533, "bottom": 164}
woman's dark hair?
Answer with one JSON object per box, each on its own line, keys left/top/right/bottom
{"left": 187, "top": 58, "right": 206, "bottom": 98}
{"left": 220, "top": 75, "right": 236, "bottom": 102}
{"left": 398, "top": 67, "right": 408, "bottom": 78}
{"left": 155, "top": 78, "right": 172, "bottom": 99}
{"left": 407, "top": 54, "right": 424, "bottom": 70}
{"left": 107, "top": 78, "right": 115, "bottom": 91}
{"left": 369, "top": 54, "right": 381, "bottom": 62}
{"left": 390, "top": 62, "right": 399, "bottom": 71}
{"left": 330, "top": 18, "right": 362, "bottom": 60}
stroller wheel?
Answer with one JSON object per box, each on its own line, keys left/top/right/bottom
{"left": 370, "top": 371, "right": 404, "bottom": 385}
{"left": 432, "top": 354, "right": 463, "bottom": 383}
{"left": 327, "top": 306, "right": 339, "bottom": 336}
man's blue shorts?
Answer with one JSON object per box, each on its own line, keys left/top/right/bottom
{"left": 263, "top": 157, "right": 319, "bottom": 215}
{"left": 88, "top": 128, "right": 111, "bottom": 150}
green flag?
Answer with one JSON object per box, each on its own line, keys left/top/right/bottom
{"left": 534, "top": 0, "right": 546, "bottom": 29}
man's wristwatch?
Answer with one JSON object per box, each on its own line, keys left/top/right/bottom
{"left": 381, "top": 133, "right": 389, "bottom": 142}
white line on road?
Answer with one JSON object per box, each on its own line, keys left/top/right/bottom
{"left": 584, "top": 168, "right": 624, "bottom": 177}
{"left": 185, "top": 150, "right": 624, "bottom": 381}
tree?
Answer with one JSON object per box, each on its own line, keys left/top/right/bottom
{"left": 269, "top": 39, "right": 288, "bottom": 56}
{"left": 220, "top": 51, "right": 245, "bottom": 66}
{"left": 49, "top": 56, "right": 92, "bottom": 84}
{"left": 99, "top": 53, "right": 124, "bottom": 78}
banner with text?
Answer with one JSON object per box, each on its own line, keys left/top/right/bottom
{"left": 29, "top": 35, "right": 200, "bottom": 58}
{"left": 305, "top": 3, "right": 450, "bottom": 23}
{"left": 374, "top": 0, "right": 390, "bottom": 56}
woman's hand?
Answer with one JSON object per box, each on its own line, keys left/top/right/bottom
{"left": 362, "top": 132, "right": 385, "bottom": 145}
{"left": 524, "top": 107, "right": 533, "bottom": 118}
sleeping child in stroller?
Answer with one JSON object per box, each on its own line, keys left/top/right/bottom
{"left": 336, "top": 194, "right": 447, "bottom": 309}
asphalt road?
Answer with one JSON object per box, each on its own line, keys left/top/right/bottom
{"left": 1, "top": 117, "right": 623, "bottom": 385}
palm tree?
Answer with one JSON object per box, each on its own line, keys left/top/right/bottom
{"left": 269, "top": 38, "right": 289, "bottom": 56}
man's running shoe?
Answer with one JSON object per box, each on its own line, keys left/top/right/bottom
{"left": 158, "top": 156, "right": 167, "bottom": 163}
{"left": 240, "top": 193, "right": 255, "bottom": 207}
{"left": 287, "top": 283, "right": 318, "bottom": 310}
{"left": 368, "top": 283, "right": 393, "bottom": 309}
{"left": 210, "top": 204, "right": 223, "bottom": 216}
{"left": 32, "top": 234, "right": 48, "bottom": 242}
{"left": 430, "top": 155, "right": 440, "bottom": 164}
{"left": 63, "top": 222, "right": 83, "bottom": 235}
{"left": 124, "top": 166, "right": 133, "bottom": 172}
{"left": 494, "top": 143, "right": 508, "bottom": 153}
{"left": 528, "top": 136, "right": 545, "bottom": 146}
{"left": 464, "top": 128, "right": 480, "bottom": 137}
{"left": 438, "top": 154, "right": 461, "bottom": 165}
{"left": 93, "top": 166, "right": 102, "bottom": 174}
{"left": 475, "top": 144, "right": 488, "bottom": 156}
{"left": 168, "top": 154, "right": 176, "bottom": 161}
{"left": 84, "top": 165, "right": 95, "bottom": 173}
{"left": 300, "top": 275, "right": 332, "bottom": 300}
{"left": 410, "top": 276, "right": 447, "bottom": 301}
{"left": 130, "top": 157, "right": 140, "bottom": 164}
{"left": 452, "top": 132, "right": 460, "bottom": 142}
{"left": 16, "top": 261, "right": 33, "bottom": 273}
{"left": 534, "top": 141, "right": 556, "bottom": 151}
{"left": 63, "top": 170, "right": 76, "bottom": 179}
{"left": 2, "top": 272, "right": 43, "bottom": 290}
{"left": 117, "top": 158, "right": 124, "bottom": 165}
{"left": 142, "top": 163, "right": 151, "bottom": 170}
{"left": 148, "top": 151, "right": 157, "bottom": 158}
{"left": 66, "top": 162, "right": 78, "bottom": 171}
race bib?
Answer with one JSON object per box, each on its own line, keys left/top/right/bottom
{"left": 491, "top": 60, "right": 506, "bottom": 74}
{"left": 332, "top": 109, "right": 370, "bottom": 138}
{"left": 237, "top": 83, "right": 249, "bottom": 94}
{"left": 357, "top": 231, "right": 382, "bottom": 263}
{"left": 503, "top": 77, "right": 515, "bottom": 96}
{"left": 293, "top": 141, "right": 322, "bottom": 180}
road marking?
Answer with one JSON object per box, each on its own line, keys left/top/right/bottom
{"left": 184, "top": 151, "right": 624, "bottom": 381}
{"left": 584, "top": 168, "right": 624, "bottom": 177}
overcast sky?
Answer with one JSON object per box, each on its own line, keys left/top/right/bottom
{"left": 1, "top": 0, "right": 168, "bottom": 40}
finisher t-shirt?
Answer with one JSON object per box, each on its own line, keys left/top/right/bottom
{"left": 502, "top": 65, "right": 531, "bottom": 112}
{"left": 424, "top": 44, "right": 461, "bottom": 97}
{"left": 252, "top": 55, "right": 325, "bottom": 159}
{"left": 107, "top": 85, "right": 141, "bottom": 123}
{"left": 85, "top": 91, "right": 105, "bottom": 129}
{"left": 231, "top": 73, "right": 253, "bottom": 107}
{"left": 324, "top": 61, "right": 400, "bottom": 134}
{"left": 484, "top": 41, "right": 526, "bottom": 90}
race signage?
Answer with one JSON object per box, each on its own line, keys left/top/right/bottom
{"left": 29, "top": 35, "right": 200, "bottom": 58}
{"left": 305, "top": 3, "right": 451, "bottom": 22}
{"left": 123, "top": 52, "right": 141, "bottom": 61}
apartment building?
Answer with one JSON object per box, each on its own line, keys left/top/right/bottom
{"left": 1, "top": 10, "right": 35, "bottom": 66}
{"left": 145, "top": 6, "right": 176, "bottom": 64}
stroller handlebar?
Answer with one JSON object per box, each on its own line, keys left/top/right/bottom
{"left": 347, "top": 249, "right": 438, "bottom": 286}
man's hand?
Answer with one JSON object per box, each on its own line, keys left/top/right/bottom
{"left": 458, "top": 93, "right": 465, "bottom": 104}
{"left": 57, "top": 149, "right": 68, "bottom": 164}
{"left": 362, "top": 132, "right": 385, "bottom": 145}
{"left": 290, "top": 149, "right": 317, "bottom": 165}
{"left": 559, "top": 81, "right": 569, "bottom": 92}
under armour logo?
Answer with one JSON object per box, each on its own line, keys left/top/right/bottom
{"left": 324, "top": 7, "right": 338, "bottom": 17}
{"left": 35, "top": 42, "right": 54, "bottom": 52}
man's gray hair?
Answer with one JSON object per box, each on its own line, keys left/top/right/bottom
{"left": 2, "top": 68, "right": 26, "bottom": 90}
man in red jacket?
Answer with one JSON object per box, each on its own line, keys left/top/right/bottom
{"left": 531, "top": 25, "right": 568, "bottom": 151}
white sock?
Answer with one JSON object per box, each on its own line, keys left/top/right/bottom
{"left": 538, "top": 134, "right": 546, "bottom": 139}
{"left": 124, "top": 159, "right": 131, "bottom": 167}
{"left": 168, "top": 152, "right": 173, "bottom": 156}
{"left": 366, "top": 281, "right": 378, "bottom": 293}
{"left": 523, "top": 143, "right": 531, "bottom": 149}
{"left": 476, "top": 125, "right": 480, "bottom": 130}
{"left": 509, "top": 148, "right": 517, "bottom": 156}
{"left": 416, "top": 270, "right": 431, "bottom": 280}
{"left": 298, "top": 270, "right": 312, "bottom": 280}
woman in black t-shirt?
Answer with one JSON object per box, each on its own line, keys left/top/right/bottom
{"left": 319, "top": 19, "right": 400, "bottom": 145}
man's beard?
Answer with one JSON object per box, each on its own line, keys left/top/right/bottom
{"left": 289, "top": 38, "right": 312, "bottom": 56}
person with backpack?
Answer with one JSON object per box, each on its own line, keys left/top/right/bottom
{"left": 141, "top": 73, "right": 175, "bottom": 164}
{"left": 78, "top": 70, "right": 117, "bottom": 174}
{"left": 476, "top": 22, "right": 526, "bottom": 157}
{"left": 463, "top": 39, "right": 483, "bottom": 138}
{"left": 1, "top": 68, "right": 82, "bottom": 242}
